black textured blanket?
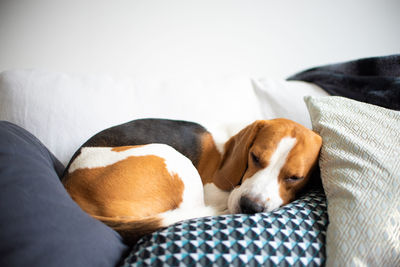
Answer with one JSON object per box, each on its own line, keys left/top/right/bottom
{"left": 287, "top": 54, "right": 400, "bottom": 110}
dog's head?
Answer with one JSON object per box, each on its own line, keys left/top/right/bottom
{"left": 213, "top": 119, "right": 322, "bottom": 214}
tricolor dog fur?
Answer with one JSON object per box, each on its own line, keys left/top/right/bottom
{"left": 62, "top": 118, "right": 322, "bottom": 244}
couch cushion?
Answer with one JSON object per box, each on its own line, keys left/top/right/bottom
{"left": 251, "top": 78, "right": 329, "bottom": 129}
{"left": 305, "top": 96, "right": 400, "bottom": 266}
{"left": 0, "top": 70, "right": 267, "bottom": 166}
{"left": 121, "top": 189, "right": 327, "bottom": 266}
{"left": 0, "top": 69, "right": 324, "bottom": 167}
{"left": 0, "top": 69, "right": 136, "bottom": 165}
{"left": 0, "top": 121, "right": 127, "bottom": 267}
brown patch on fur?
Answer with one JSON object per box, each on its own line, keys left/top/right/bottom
{"left": 111, "top": 146, "right": 140, "bottom": 152}
{"left": 212, "top": 120, "right": 267, "bottom": 190}
{"left": 63, "top": 155, "right": 184, "bottom": 218}
{"left": 196, "top": 132, "right": 222, "bottom": 184}
{"left": 278, "top": 123, "right": 322, "bottom": 204}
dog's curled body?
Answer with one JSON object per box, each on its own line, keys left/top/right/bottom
{"left": 63, "top": 118, "right": 322, "bottom": 245}
{"left": 63, "top": 144, "right": 219, "bottom": 244}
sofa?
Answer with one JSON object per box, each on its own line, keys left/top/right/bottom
{"left": 0, "top": 55, "right": 399, "bottom": 266}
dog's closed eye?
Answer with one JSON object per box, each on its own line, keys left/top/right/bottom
{"left": 285, "top": 176, "right": 304, "bottom": 183}
{"left": 251, "top": 152, "right": 260, "bottom": 165}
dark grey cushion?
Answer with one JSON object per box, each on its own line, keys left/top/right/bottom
{"left": 0, "top": 121, "right": 127, "bottom": 267}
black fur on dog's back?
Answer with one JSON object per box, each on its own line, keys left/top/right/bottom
{"left": 63, "top": 118, "right": 209, "bottom": 176}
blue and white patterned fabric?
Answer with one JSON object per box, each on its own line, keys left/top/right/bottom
{"left": 121, "top": 189, "right": 327, "bottom": 266}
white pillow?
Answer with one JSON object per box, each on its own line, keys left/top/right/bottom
{"left": 131, "top": 76, "right": 265, "bottom": 146}
{"left": 0, "top": 70, "right": 264, "bottom": 166}
{"left": 305, "top": 96, "right": 400, "bottom": 266}
{"left": 0, "top": 69, "right": 136, "bottom": 166}
{"left": 132, "top": 75, "right": 263, "bottom": 129}
{"left": 252, "top": 78, "right": 329, "bottom": 128}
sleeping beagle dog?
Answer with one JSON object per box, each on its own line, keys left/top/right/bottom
{"left": 62, "top": 118, "right": 322, "bottom": 244}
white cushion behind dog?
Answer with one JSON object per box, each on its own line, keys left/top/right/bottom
{"left": 252, "top": 78, "right": 329, "bottom": 128}
{"left": 0, "top": 69, "right": 136, "bottom": 165}
{"left": 0, "top": 69, "right": 326, "bottom": 165}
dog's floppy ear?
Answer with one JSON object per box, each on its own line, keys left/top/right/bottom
{"left": 212, "top": 120, "right": 266, "bottom": 191}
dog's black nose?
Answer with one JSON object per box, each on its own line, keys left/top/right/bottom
{"left": 239, "top": 196, "right": 264, "bottom": 214}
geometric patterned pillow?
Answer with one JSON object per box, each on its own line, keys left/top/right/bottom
{"left": 305, "top": 96, "right": 400, "bottom": 266}
{"left": 121, "top": 189, "right": 328, "bottom": 266}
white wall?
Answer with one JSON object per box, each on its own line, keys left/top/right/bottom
{"left": 0, "top": 0, "right": 399, "bottom": 79}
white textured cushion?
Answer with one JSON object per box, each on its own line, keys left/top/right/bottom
{"left": 305, "top": 96, "right": 400, "bottom": 266}
{"left": 133, "top": 75, "right": 263, "bottom": 128}
{"left": 132, "top": 76, "right": 264, "bottom": 146}
{"left": 0, "top": 70, "right": 263, "bottom": 166}
{"left": 252, "top": 78, "right": 329, "bottom": 128}
{"left": 0, "top": 69, "right": 136, "bottom": 165}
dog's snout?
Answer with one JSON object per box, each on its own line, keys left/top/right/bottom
{"left": 239, "top": 196, "right": 264, "bottom": 214}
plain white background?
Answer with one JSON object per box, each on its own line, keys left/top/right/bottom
{"left": 0, "top": 0, "right": 399, "bottom": 79}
